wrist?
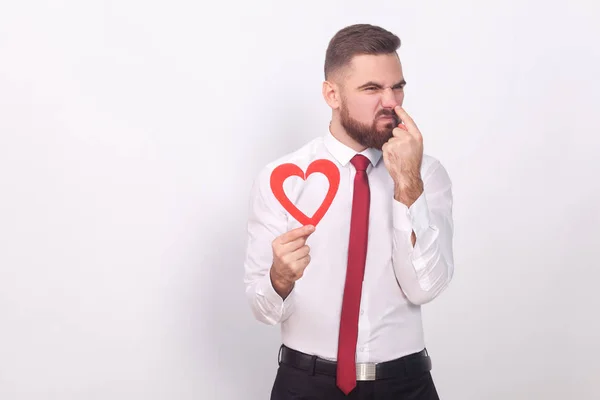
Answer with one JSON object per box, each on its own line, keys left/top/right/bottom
{"left": 393, "top": 176, "right": 423, "bottom": 207}
{"left": 270, "top": 267, "right": 294, "bottom": 299}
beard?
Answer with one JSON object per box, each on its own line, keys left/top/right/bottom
{"left": 339, "top": 99, "right": 399, "bottom": 150}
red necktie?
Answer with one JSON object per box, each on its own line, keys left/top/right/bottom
{"left": 336, "top": 154, "right": 371, "bottom": 395}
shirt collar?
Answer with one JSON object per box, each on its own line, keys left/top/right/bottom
{"left": 323, "top": 130, "right": 383, "bottom": 167}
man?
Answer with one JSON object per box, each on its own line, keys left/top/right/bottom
{"left": 243, "top": 23, "right": 454, "bottom": 399}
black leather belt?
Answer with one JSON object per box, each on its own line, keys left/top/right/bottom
{"left": 278, "top": 344, "right": 432, "bottom": 381}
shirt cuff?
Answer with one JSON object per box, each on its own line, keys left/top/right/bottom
{"left": 255, "top": 269, "right": 294, "bottom": 310}
{"left": 392, "top": 191, "right": 431, "bottom": 238}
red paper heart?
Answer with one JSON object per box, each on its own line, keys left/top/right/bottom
{"left": 270, "top": 159, "right": 340, "bottom": 226}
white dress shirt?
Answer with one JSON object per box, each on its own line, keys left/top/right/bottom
{"left": 243, "top": 131, "right": 454, "bottom": 363}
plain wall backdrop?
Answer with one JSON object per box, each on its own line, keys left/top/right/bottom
{"left": 1, "top": 0, "right": 599, "bottom": 399}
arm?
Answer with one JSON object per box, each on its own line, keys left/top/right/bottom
{"left": 391, "top": 160, "right": 454, "bottom": 305}
{"left": 243, "top": 172, "right": 296, "bottom": 325}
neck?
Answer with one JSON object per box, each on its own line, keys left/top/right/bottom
{"left": 328, "top": 117, "right": 366, "bottom": 152}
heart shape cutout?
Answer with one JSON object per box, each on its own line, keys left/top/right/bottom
{"left": 270, "top": 159, "right": 340, "bottom": 226}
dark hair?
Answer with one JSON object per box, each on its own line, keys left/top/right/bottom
{"left": 324, "top": 24, "right": 401, "bottom": 80}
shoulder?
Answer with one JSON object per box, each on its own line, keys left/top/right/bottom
{"left": 248, "top": 136, "right": 326, "bottom": 203}
{"left": 265, "top": 136, "right": 326, "bottom": 170}
{"left": 421, "top": 153, "right": 444, "bottom": 173}
{"left": 421, "top": 153, "right": 453, "bottom": 189}
{"left": 253, "top": 136, "right": 326, "bottom": 184}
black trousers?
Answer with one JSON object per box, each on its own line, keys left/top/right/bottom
{"left": 270, "top": 348, "right": 440, "bottom": 400}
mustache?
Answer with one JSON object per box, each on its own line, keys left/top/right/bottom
{"left": 376, "top": 109, "right": 399, "bottom": 123}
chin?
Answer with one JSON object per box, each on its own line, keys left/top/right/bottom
{"left": 376, "top": 123, "right": 394, "bottom": 135}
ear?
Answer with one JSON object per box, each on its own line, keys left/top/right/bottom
{"left": 322, "top": 80, "right": 341, "bottom": 110}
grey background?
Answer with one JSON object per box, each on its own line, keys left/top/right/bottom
{"left": 1, "top": 0, "right": 599, "bottom": 399}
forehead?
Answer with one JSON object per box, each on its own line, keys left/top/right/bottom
{"left": 343, "top": 53, "right": 403, "bottom": 85}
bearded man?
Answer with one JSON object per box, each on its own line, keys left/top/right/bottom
{"left": 243, "top": 23, "right": 455, "bottom": 400}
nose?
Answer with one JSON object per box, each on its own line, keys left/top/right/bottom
{"left": 381, "top": 87, "right": 398, "bottom": 109}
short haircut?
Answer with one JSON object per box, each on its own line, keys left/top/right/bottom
{"left": 324, "top": 24, "right": 401, "bottom": 80}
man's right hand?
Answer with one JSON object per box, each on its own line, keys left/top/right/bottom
{"left": 270, "top": 224, "right": 315, "bottom": 299}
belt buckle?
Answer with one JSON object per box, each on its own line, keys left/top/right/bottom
{"left": 356, "top": 362, "right": 376, "bottom": 381}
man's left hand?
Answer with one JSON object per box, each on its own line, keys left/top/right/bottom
{"left": 382, "top": 106, "right": 424, "bottom": 207}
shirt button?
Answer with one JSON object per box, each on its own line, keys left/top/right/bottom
{"left": 360, "top": 309, "right": 364, "bottom": 315}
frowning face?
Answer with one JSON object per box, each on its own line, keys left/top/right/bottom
{"left": 334, "top": 53, "right": 406, "bottom": 150}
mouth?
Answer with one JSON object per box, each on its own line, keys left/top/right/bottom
{"left": 378, "top": 115, "right": 397, "bottom": 124}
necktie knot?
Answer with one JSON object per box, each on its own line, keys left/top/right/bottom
{"left": 350, "top": 154, "right": 370, "bottom": 172}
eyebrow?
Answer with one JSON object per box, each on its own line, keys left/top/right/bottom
{"left": 357, "top": 80, "right": 407, "bottom": 90}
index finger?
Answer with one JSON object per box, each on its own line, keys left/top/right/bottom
{"left": 394, "top": 106, "right": 417, "bottom": 131}
{"left": 278, "top": 224, "right": 315, "bottom": 244}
